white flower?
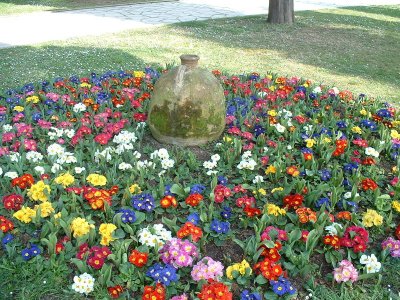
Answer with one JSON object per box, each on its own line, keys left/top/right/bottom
{"left": 325, "top": 223, "right": 343, "bottom": 236}
{"left": 253, "top": 175, "right": 264, "bottom": 184}
{"left": 332, "top": 87, "right": 339, "bottom": 95}
{"left": 74, "top": 167, "right": 86, "bottom": 174}
{"left": 237, "top": 158, "right": 257, "bottom": 170}
{"left": 211, "top": 154, "right": 220, "bottom": 162}
{"left": 8, "top": 152, "right": 20, "bottom": 162}
{"left": 4, "top": 171, "right": 18, "bottom": 179}
{"left": 47, "top": 143, "right": 65, "bottom": 156}
{"left": 274, "top": 123, "right": 286, "bottom": 133}
{"left": 313, "top": 86, "right": 322, "bottom": 93}
{"left": 113, "top": 130, "right": 137, "bottom": 144}
{"left": 203, "top": 160, "right": 217, "bottom": 170}
{"left": 64, "top": 129, "right": 75, "bottom": 138}
{"left": 242, "top": 151, "right": 252, "bottom": 159}
{"left": 72, "top": 103, "right": 86, "bottom": 113}
{"left": 136, "top": 122, "right": 146, "bottom": 128}
{"left": 118, "top": 162, "right": 133, "bottom": 170}
{"left": 26, "top": 151, "right": 44, "bottom": 163}
{"left": 206, "top": 170, "right": 218, "bottom": 176}
{"left": 161, "top": 158, "right": 175, "bottom": 169}
{"left": 51, "top": 163, "right": 62, "bottom": 173}
{"left": 2, "top": 124, "right": 13, "bottom": 132}
{"left": 215, "top": 143, "right": 222, "bottom": 148}
{"left": 34, "top": 166, "right": 45, "bottom": 175}
{"left": 365, "top": 147, "right": 379, "bottom": 158}
{"left": 133, "top": 151, "right": 141, "bottom": 159}
{"left": 0, "top": 166, "right": 2, "bottom": 176}
{"left": 158, "top": 170, "right": 166, "bottom": 177}
{"left": 287, "top": 145, "right": 293, "bottom": 150}
{"left": 157, "top": 148, "right": 170, "bottom": 160}
{"left": 72, "top": 273, "right": 95, "bottom": 295}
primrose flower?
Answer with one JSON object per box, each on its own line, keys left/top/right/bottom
{"left": 333, "top": 260, "right": 358, "bottom": 283}
{"left": 86, "top": 174, "right": 107, "bottom": 186}
{"left": 191, "top": 257, "right": 224, "bottom": 281}
{"left": 54, "top": 172, "right": 75, "bottom": 187}
{"left": 72, "top": 273, "right": 95, "bottom": 295}
{"left": 13, "top": 206, "right": 36, "bottom": 223}
{"left": 360, "top": 254, "right": 381, "bottom": 273}
{"left": 27, "top": 180, "right": 51, "bottom": 202}
{"left": 266, "top": 203, "right": 286, "bottom": 216}
{"left": 99, "top": 223, "right": 117, "bottom": 246}
{"left": 226, "top": 259, "right": 252, "bottom": 279}
{"left": 70, "top": 217, "right": 94, "bottom": 238}
{"left": 362, "top": 209, "right": 383, "bottom": 227}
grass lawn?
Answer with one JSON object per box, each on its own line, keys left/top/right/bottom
{"left": 0, "top": 5, "right": 399, "bottom": 105}
{"left": 0, "top": 0, "right": 174, "bottom": 15}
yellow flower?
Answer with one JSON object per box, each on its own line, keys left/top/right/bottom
{"left": 28, "top": 180, "right": 51, "bottom": 202}
{"left": 265, "top": 165, "right": 276, "bottom": 175}
{"left": 266, "top": 203, "right": 286, "bottom": 216}
{"left": 267, "top": 110, "right": 277, "bottom": 117}
{"left": 34, "top": 201, "right": 54, "bottom": 218}
{"left": 80, "top": 82, "right": 91, "bottom": 88}
{"left": 271, "top": 187, "right": 284, "bottom": 193}
{"left": 13, "top": 206, "right": 36, "bottom": 223}
{"left": 360, "top": 109, "right": 368, "bottom": 116}
{"left": 392, "top": 121, "right": 400, "bottom": 128}
{"left": 258, "top": 188, "right": 267, "bottom": 196}
{"left": 362, "top": 209, "right": 383, "bottom": 227}
{"left": 99, "top": 223, "right": 117, "bottom": 246}
{"left": 351, "top": 126, "right": 362, "bottom": 134}
{"left": 322, "top": 137, "right": 332, "bottom": 143}
{"left": 86, "top": 174, "right": 107, "bottom": 186}
{"left": 129, "top": 184, "right": 142, "bottom": 194}
{"left": 25, "top": 95, "right": 40, "bottom": 103}
{"left": 54, "top": 172, "right": 75, "bottom": 187}
{"left": 226, "top": 260, "right": 252, "bottom": 279}
{"left": 134, "top": 71, "right": 145, "bottom": 78}
{"left": 269, "top": 86, "right": 275, "bottom": 92}
{"left": 391, "top": 130, "right": 400, "bottom": 139}
{"left": 71, "top": 217, "right": 94, "bottom": 238}
{"left": 13, "top": 106, "right": 24, "bottom": 112}
{"left": 305, "top": 138, "right": 316, "bottom": 148}
{"left": 223, "top": 136, "right": 232, "bottom": 143}
{"left": 54, "top": 212, "right": 62, "bottom": 219}
{"left": 392, "top": 201, "right": 400, "bottom": 213}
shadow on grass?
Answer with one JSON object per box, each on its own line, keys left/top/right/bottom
{"left": 341, "top": 4, "right": 400, "bottom": 19}
{"left": 170, "top": 5, "right": 400, "bottom": 87}
{"left": 0, "top": 45, "right": 159, "bottom": 91}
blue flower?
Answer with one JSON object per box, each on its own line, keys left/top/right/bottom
{"left": 22, "top": 248, "right": 32, "bottom": 261}
{"left": 2, "top": 233, "right": 14, "bottom": 246}
{"left": 343, "top": 162, "right": 358, "bottom": 174}
{"left": 118, "top": 208, "right": 137, "bottom": 223}
{"left": 146, "top": 263, "right": 178, "bottom": 286}
{"left": 296, "top": 86, "right": 307, "bottom": 93}
{"left": 220, "top": 206, "right": 232, "bottom": 219}
{"left": 240, "top": 290, "right": 262, "bottom": 300}
{"left": 360, "top": 119, "right": 378, "bottom": 131}
{"left": 217, "top": 176, "right": 228, "bottom": 186}
{"left": 376, "top": 109, "right": 391, "bottom": 118}
{"left": 187, "top": 212, "right": 200, "bottom": 225}
{"left": 319, "top": 169, "right": 332, "bottom": 181}
{"left": 315, "top": 197, "right": 331, "bottom": 209}
{"left": 254, "top": 124, "right": 265, "bottom": 137}
{"left": 271, "top": 280, "right": 287, "bottom": 296}
{"left": 131, "top": 193, "right": 155, "bottom": 212}
{"left": 210, "top": 219, "right": 230, "bottom": 234}
{"left": 336, "top": 120, "right": 347, "bottom": 129}
{"left": 309, "top": 93, "right": 317, "bottom": 100}
{"left": 190, "top": 184, "right": 206, "bottom": 194}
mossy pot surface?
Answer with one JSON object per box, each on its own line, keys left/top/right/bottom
{"left": 148, "top": 55, "right": 226, "bottom": 146}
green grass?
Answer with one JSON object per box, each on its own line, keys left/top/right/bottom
{"left": 0, "top": 5, "right": 399, "bottom": 105}
{"left": 0, "top": 0, "right": 174, "bottom": 15}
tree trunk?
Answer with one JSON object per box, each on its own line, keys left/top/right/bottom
{"left": 267, "top": 0, "right": 294, "bottom": 24}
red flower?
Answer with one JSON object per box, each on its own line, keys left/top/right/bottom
{"left": 332, "top": 139, "right": 348, "bottom": 156}
{"left": 323, "top": 235, "right": 340, "bottom": 250}
{"left": 87, "top": 256, "right": 105, "bottom": 269}
{"left": 0, "top": 216, "right": 14, "bottom": 233}
{"left": 395, "top": 224, "right": 400, "bottom": 240}
{"left": 214, "top": 185, "right": 232, "bottom": 203}
{"left": 11, "top": 174, "right": 34, "bottom": 189}
{"left": 360, "top": 178, "right": 378, "bottom": 191}
{"left": 2, "top": 194, "right": 24, "bottom": 210}
{"left": 108, "top": 285, "right": 124, "bottom": 299}
{"left": 198, "top": 280, "right": 232, "bottom": 300}
{"left": 133, "top": 113, "right": 147, "bottom": 122}
{"left": 142, "top": 283, "right": 166, "bottom": 300}
{"left": 185, "top": 193, "right": 203, "bottom": 207}
{"left": 283, "top": 193, "right": 303, "bottom": 210}
{"left": 129, "top": 250, "right": 148, "bottom": 268}
{"left": 177, "top": 222, "right": 203, "bottom": 242}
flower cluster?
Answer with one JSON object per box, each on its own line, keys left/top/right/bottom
{"left": 197, "top": 280, "right": 232, "bottom": 300}
{"left": 362, "top": 209, "right": 383, "bottom": 227}
{"left": 159, "top": 238, "right": 198, "bottom": 268}
{"left": 99, "top": 223, "right": 117, "bottom": 246}
{"left": 71, "top": 273, "right": 95, "bottom": 295}
{"left": 76, "top": 244, "right": 112, "bottom": 269}
{"left": 360, "top": 254, "right": 381, "bottom": 273}
{"left": 270, "top": 276, "right": 296, "bottom": 296}
{"left": 142, "top": 283, "right": 166, "bottom": 300}
{"left": 146, "top": 263, "right": 178, "bottom": 286}
{"left": 382, "top": 237, "right": 400, "bottom": 257}
{"left": 129, "top": 249, "right": 148, "bottom": 267}
{"left": 138, "top": 224, "right": 172, "bottom": 248}
{"left": 191, "top": 257, "right": 224, "bottom": 281}
{"left": 226, "top": 259, "right": 252, "bottom": 279}
{"left": 70, "top": 217, "right": 94, "bottom": 238}
{"left": 333, "top": 260, "right": 358, "bottom": 283}
{"left": 131, "top": 192, "right": 155, "bottom": 212}
{"left": 21, "top": 244, "right": 41, "bottom": 261}
{"left": 176, "top": 222, "right": 203, "bottom": 242}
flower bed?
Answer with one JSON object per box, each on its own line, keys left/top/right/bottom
{"left": 0, "top": 68, "right": 400, "bottom": 299}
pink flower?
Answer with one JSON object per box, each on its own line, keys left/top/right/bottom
{"left": 171, "top": 295, "right": 188, "bottom": 300}
{"left": 2, "top": 132, "right": 16, "bottom": 143}
{"left": 390, "top": 177, "right": 399, "bottom": 186}
{"left": 191, "top": 257, "right": 224, "bottom": 281}
{"left": 333, "top": 260, "right": 358, "bottom": 283}
{"left": 24, "top": 139, "right": 37, "bottom": 151}
{"left": 37, "top": 120, "right": 52, "bottom": 129}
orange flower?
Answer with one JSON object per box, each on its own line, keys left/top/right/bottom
{"left": 303, "top": 153, "right": 313, "bottom": 161}
{"left": 336, "top": 211, "right": 352, "bottom": 221}
{"left": 160, "top": 195, "right": 177, "bottom": 208}
{"left": 177, "top": 222, "right": 203, "bottom": 242}
{"left": 129, "top": 249, "right": 148, "bottom": 268}
{"left": 286, "top": 166, "right": 300, "bottom": 177}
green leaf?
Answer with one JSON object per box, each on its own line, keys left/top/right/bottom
{"left": 170, "top": 184, "right": 185, "bottom": 198}
{"left": 255, "top": 274, "right": 268, "bottom": 285}
{"left": 289, "top": 228, "right": 302, "bottom": 244}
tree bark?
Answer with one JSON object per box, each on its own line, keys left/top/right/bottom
{"left": 267, "top": 0, "right": 294, "bottom": 24}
